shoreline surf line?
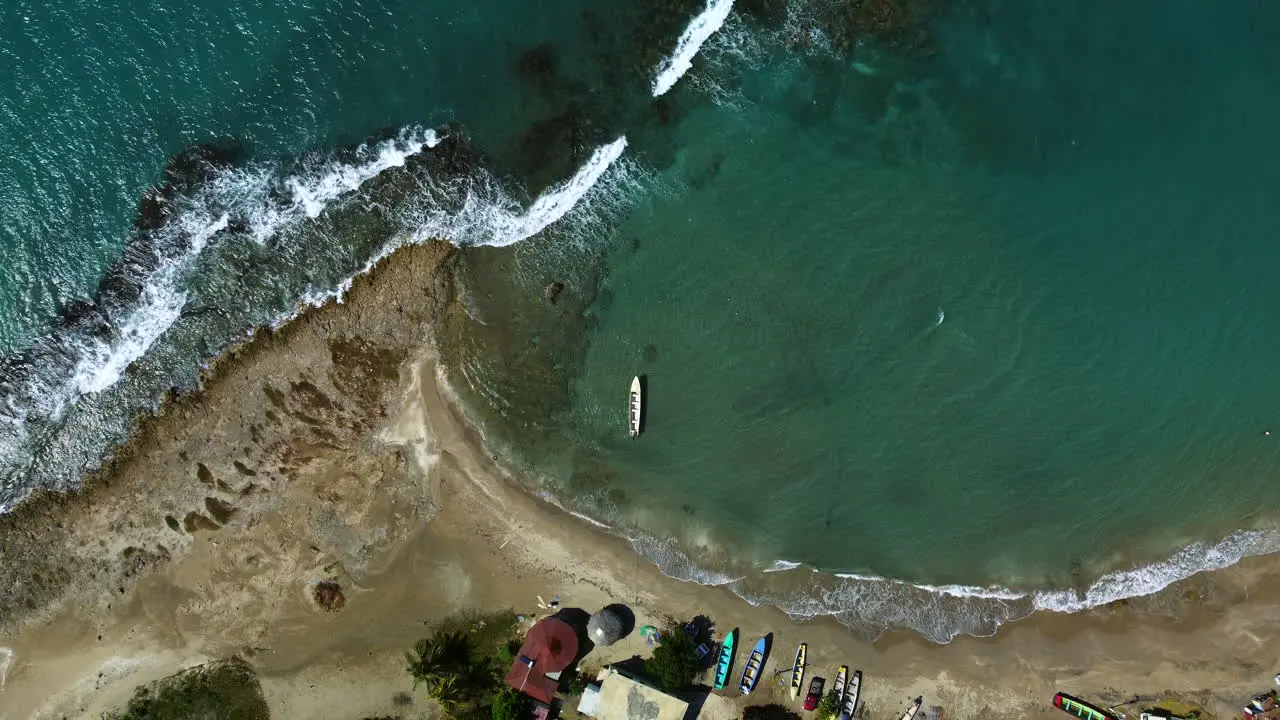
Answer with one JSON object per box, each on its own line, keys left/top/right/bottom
{"left": 0, "top": 127, "right": 444, "bottom": 514}
{"left": 452, "top": 443, "right": 1280, "bottom": 642}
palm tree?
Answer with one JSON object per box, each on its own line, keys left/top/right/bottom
{"left": 436, "top": 630, "right": 472, "bottom": 672}
{"left": 406, "top": 630, "right": 473, "bottom": 690}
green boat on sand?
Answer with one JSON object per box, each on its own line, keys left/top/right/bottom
{"left": 713, "top": 628, "right": 737, "bottom": 689}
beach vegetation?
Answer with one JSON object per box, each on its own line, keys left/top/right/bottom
{"left": 496, "top": 638, "right": 522, "bottom": 665}
{"left": 815, "top": 690, "right": 841, "bottom": 719}
{"left": 567, "top": 663, "right": 600, "bottom": 695}
{"left": 107, "top": 657, "right": 268, "bottom": 720}
{"left": 645, "top": 623, "right": 701, "bottom": 689}
{"left": 490, "top": 687, "right": 533, "bottom": 720}
{"left": 405, "top": 610, "right": 522, "bottom": 718}
{"left": 429, "top": 674, "right": 465, "bottom": 713}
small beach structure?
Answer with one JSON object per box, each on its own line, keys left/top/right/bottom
{"left": 576, "top": 666, "right": 689, "bottom": 720}
{"left": 628, "top": 376, "right": 643, "bottom": 438}
{"left": 503, "top": 616, "right": 580, "bottom": 704}
{"left": 587, "top": 607, "right": 627, "bottom": 647}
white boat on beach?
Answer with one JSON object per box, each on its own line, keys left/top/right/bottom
{"left": 839, "top": 670, "right": 861, "bottom": 720}
{"left": 900, "top": 696, "right": 923, "bottom": 720}
{"left": 628, "top": 376, "right": 642, "bottom": 438}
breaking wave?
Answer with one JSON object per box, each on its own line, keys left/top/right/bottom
{"left": 651, "top": 0, "right": 737, "bottom": 97}
{"left": 1031, "top": 529, "right": 1280, "bottom": 613}
{"left": 621, "top": 523, "right": 1280, "bottom": 643}
{"left": 290, "top": 136, "right": 636, "bottom": 314}
{"left": 0, "top": 127, "right": 640, "bottom": 513}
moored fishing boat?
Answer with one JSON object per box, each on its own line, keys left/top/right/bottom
{"left": 628, "top": 376, "right": 642, "bottom": 437}
{"left": 832, "top": 665, "right": 848, "bottom": 702}
{"left": 839, "top": 670, "right": 862, "bottom": 720}
{"left": 713, "top": 627, "right": 737, "bottom": 690}
{"left": 738, "top": 636, "right": 768, "bottom": 695}
{"left": 1053, "top": 692, "right": 1120, "bottom": 720}
{"left": 900, "top": 696, "right": 923, "bottom": 720}
{"left": 788, "top": 643, "right": 807, "bottom": 700}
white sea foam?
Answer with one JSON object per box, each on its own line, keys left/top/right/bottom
{"left": 652, "top": 0, "right": 736, "bottom": 97}
{"left": 61, "top": 128, "right": 435, "bottom": 401}
{"left": 71, "top": 213, "right": 229, "bottom": 395}
{"left": 284, "top": 136, "right": 635, "bottom": 320}
{"left": 832, "top": 571, "right": 1027, "bottom": 601}
{"left": 617, "top": 524, "right": 1280, "bottom": 643}
{"left": 628, "top": 529, "right": 744, "bottom": 587}
{"left": 0, "top": 646, "right": 12, "bottom": 689}
{"left": 1032, "top": 529, "right": 1280, "bottom": 612}
{"left": 407, "top": 136, "right": 630, "bottom": 248}
{"left": 246, "top": 127, "right": 441, "bottom": 243}
{"left": 0, "top": 127, "right": 442, "bottom": 511}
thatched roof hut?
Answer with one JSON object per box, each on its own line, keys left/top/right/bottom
{"left": 587, "top": 605, "right": 629, "bottom": 646}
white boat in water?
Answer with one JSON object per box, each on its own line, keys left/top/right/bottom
{"left": 628, "top": 376, "right": 642, "bottom": 438}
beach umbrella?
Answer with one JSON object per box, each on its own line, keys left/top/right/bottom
{"left": 587, "top": 607, "right": 626, "bottom": 646}
{"left": 639, "top": 625, "right": 659, "bottom": 646}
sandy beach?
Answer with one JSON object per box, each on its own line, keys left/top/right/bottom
{"left": 3, "top": 239, "right": 1280, "bottom": 720}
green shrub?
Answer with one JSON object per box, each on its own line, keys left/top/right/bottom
{"left": 567, "top": 664, "right": 599, "bottom": 695}
{"left": 497, "top": 638, "right": 521, "bottom": 665}
{"left": 490, "top": 687, "right": 532, "bottom": 720}
{"left": 815, "top": 690, "right": 841, "bottom": 719}
{"left": 646, "top": 627, "right": 700, "bottom": 690}
{"left": 108, "top": 658, "right": 268, "bottom": 720}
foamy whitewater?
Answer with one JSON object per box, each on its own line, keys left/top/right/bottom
{"left": 544, "top": 456, "right": 1280, "bottom": 641}
{"left": 625, "top": 525, "right": 1280, "bottom": 642}
{"left": 0, "top": 128, "right": 444, "bottom": 511}
{"left": 0, "top": 129, "right": 636, "bottom": 514}
{"left": 651, "top": 0, "right": 736, "bottom": 97}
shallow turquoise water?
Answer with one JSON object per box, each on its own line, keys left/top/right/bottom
{"left": 502, "top": 1, "right": 1280, "bottom": 629}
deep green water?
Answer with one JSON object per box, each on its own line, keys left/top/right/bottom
{"left": 3, "top": 0, "right": 1280, "bottom": 641}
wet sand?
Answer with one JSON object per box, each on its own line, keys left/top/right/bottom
{"left": 2, "top": 240, "right": 1280, "bottom": 719}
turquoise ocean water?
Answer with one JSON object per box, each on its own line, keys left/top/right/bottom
{"left": 3, "top": 0, "right": 1280, "bottom": 640}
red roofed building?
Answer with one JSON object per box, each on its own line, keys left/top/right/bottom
{"left": 503, "top": 616, "right": 580, "bottom": 704}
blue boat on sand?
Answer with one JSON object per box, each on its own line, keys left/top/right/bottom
{"left": 738, "top": 635, "right": 769, "bottom": 695}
